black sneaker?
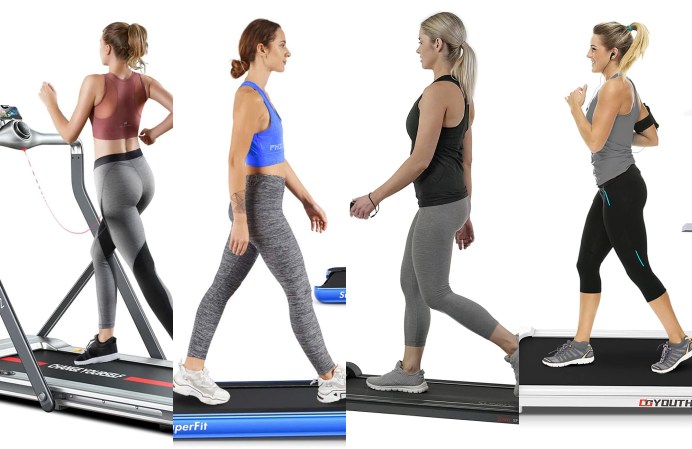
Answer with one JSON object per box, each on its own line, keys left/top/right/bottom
{"left": 74, "top": 335, "right": 119, "bottom": 366}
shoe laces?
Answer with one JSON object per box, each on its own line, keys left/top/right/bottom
{"left": 548, "top": 340, "right": 572, "bottom": 356}
{"left": 656, "top": 342, "right": 672, "bottom": 364}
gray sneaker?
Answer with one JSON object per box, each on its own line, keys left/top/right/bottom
{"left": 366, "top": 361, "right": 428, "bottom": 393}
{"left": 542, "top": 339, "right": 594, "bottom": 367}
{"left": 651, "top": 336, "right": 692, "bottom": 374}
{"left": 173, "top": 362, "right": 230, "bottom": 405}
{"left": 505, "top": 347, "right": 519, "bottom": 396}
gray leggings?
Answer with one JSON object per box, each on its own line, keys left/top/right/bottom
{"left": 187, "top": 174, "right": 334, "bottom": 375}
{"left": 402, "top": 197, "right": 499, "bottom": 346}
{"left": 92, "top": 150, "right": 173, "bottom": 337}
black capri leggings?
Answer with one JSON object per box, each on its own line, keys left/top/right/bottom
{"left": 576, "top": 164, "right": 666, "bottom": 302}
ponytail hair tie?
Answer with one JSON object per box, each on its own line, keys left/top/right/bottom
{"left": 627, "top": 24, "right": 633, "bottom": 31}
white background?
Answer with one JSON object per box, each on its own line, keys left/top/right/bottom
{"left": 1, "top": 0, "right": 691, "bottom": 448}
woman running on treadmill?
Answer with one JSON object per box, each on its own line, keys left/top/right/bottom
{"left": 542, "top": 22, "right": 691, "bottom": 373}
{"left": 350, "top": 12, "right": 520, "bottom": 395}
{"left": 173, "top": 19, "right": 346, "bottom": 405}
{"left": 38, "top": 22, "right": 174, "bottom": 364}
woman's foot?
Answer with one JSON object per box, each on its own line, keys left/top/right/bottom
{"left": 542, "top": 339, "right": 594, "bottom": 367}
{"left": 505, "top": 338, "right": 519, "bottom": 397}
{"left": 316, "top": 364, "right": 346, "bottom": 403}
{"left": 651, "top": 336, "right": 692, "bottom": 374}
{"left": 366, "top": 361, "right": 428, "bottom": 393}
{"left": 173, "top": 362, "right": 230, "bottom": 405}
{"left": 74, "top": 334, "right": 119, "bottom": 366}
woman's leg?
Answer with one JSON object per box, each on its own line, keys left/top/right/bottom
{"left": 412, "top": 198, "right": 500, "bottom": 342}
{"left": 248, "top": 176, "right": 335, "bottom": 377}
{"left": 185, "top": 235, "right": 259, "bottom": 367}
{"left": 574, "top": 191, "right": 611, "bottom": 342}
{"left": 400, "top": 210, "right": 429, "bottom": 373}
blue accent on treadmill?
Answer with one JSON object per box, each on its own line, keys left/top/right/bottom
{"left": 603, "top": 189, "right": 611, "bottom": 206}
{"left": 635, "top": 250, "right": 645, "bottom": 267}
{"left": 314, "top": 286, "right": 346, "bottom": 304}
{"left": 172, "top": 411, "right": 346, "bottom": 439}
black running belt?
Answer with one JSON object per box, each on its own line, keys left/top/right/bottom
{"left": 322, "top": 270, "right": 345, "bottom": 288}
{"left": 174, "top": 381, "right": 345, "bottom": 414}
{"left": 347, "top": 375, "right": 518, "bottom": 424}
{"left": 0, "top": 349, "right": 172, "bottom": 396}
{"left": 520, "top": 337, "right": 692, "bottom": 386}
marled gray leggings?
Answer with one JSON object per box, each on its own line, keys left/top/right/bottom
{"left": 187, "top": 174, "right": 334, "bottom": 375}
{"left": 402, "top": 197, "right": 499, "bottom": 346}
{"left": 92, "top": 150, "right": 173, "bottom": 337}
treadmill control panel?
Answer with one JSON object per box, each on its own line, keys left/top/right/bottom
{"left": 0, "top": 105, "right": 21, "bottom": 120}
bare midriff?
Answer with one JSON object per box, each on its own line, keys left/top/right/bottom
{"left": 93, "top": 137, "right": 142, "bottom": 159}
{"left": 246, "top": 160, "right": 287, "bottom": 179}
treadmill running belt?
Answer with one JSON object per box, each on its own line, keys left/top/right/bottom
{"left": 173, "top": 381, "right": 345, "bottom": 439}
{"left": 0, "top": 349, "right": 172, "bottom": 396}
{"left": 521, "top": 337, "right": 692, "bottom": 386}
{"left": 347, "top": 375, "right": 518, "bottom": 424}
{"left": 174, "top": 381, "right": 344, "bottom": 414}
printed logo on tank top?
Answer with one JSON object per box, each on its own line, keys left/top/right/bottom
{"left": 270, "top": 143, "right": 284, "bottom": 152}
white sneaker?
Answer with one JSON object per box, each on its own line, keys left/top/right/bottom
{"left": 316, "top": 364, "right": 346, "bottom": 403}
{"left": 173, "top": 362, "right": 230, "bottom": 405}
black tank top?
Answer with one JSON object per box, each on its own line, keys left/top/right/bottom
{"left": 406, "top": 74, "right": 469, "bottom": 207}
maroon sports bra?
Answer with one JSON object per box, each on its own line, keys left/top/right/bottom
{"left": 89, "top": 72, "right": 148, "bottom": 140}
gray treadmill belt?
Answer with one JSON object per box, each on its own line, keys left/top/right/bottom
{"left": 0, "top": 349, "right": 172, "bottom": 396}
{"left": 174, "top": 381, "right": 345, "bottom": 414}
{"left": 520, "top": 337, "right": 692, "bottom": 386}
{"left": 347, "top": 375, "right": 518, "bottom": 423}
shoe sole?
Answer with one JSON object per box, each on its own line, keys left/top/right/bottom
{"left": 74, "top": 352, "right": 120, "bottom": 366}
{"left": 652, "top": 347, "right": 692, "bottom": 374}
{"left": 542, "top": 356, "right": 594, "bottom": 368}
{"left": 365, "top": 380, "right": 429, "bottom": 393}
{"left": 317, "top": 390, "right": 346, "bottom": 403}
{"left": 173, "top": 381, "right": 230, "bottom": 405}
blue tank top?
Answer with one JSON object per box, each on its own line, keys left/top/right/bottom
{"left": 241, "top": 81, "right": 285, "bottom": 167}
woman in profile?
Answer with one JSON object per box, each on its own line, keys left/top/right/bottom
{"left": 174, "top": 19, "right": 346, "bottom": 405}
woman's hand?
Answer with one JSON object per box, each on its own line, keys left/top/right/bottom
{"left": 350, "top": 194, "right": 375, "bottom": 219}
{"left": 139, "top": 128, "right": 159, "bottom": 145}
{"left": 38, "top": 82, "right": 58, "bottom": 108}
{"left": 305, "top": 201, "right": 328, "bottom": 233}
{"left": 455, "top": 219, "right": 475, "bottom": 250}
{"left": 229, "top": 220, "right": 250, "bottom": 256}
{"left": 565, "top": 84, "right": 587, "bottom": 109}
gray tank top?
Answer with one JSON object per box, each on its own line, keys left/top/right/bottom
{"left": 585, "top": 74, "right": 640, "bottom": 186}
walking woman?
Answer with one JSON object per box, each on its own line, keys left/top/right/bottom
{"left": 38, "top": 22, "right": 174, "bottom": 364}
{"left": 542, "top": 22, "right": 691, "bottom": 372}
{"left": 350, "top": 12, "right": 520, "bottom": 395}
{"left": 173, "top": 19, "right": 346, "bottom": 405}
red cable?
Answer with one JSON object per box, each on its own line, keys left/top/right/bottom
{"left": 22, "top": 149, "right": 98, "bottom": 235}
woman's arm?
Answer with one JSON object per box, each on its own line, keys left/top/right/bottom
{"left": 284, "top": 161, "right": 327, "bottom": 232}
{"left": 350, "top": 85, "right": 447, "bottom": 219}
{"left": 38, "top": 75, "right": 98, "bottom": 143}
{"left": 567, "top": 82, "right": 621, "bottom": 153}
{"left": 140, "top": 76, "right": 173, "bottom": 145}
{"left": 632, "top": 99, "right": 658, "bottom": 147}
{"left": 227, "top": 87, "right": 264, "bottom": 255}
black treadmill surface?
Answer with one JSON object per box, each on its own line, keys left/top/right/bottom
{"left": 322, "top": 270, "right": 345, "bottom": 288}
{"left": 348, "top": 376, "right": 517, "bottom": 410}
{"left": 174, "top": 381, "right": 346, "bottom": 415}
{"left": 521, "top": 336, "right": 692, "bottom": 386}
{"left": 0, "top": 349, "right": 172, "bottom": 396}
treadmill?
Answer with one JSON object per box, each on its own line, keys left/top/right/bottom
{"left": 174, "top": 380, "right": 345, "bottom": 439}
{"left": 519, "top": 329, "right": 692, "bottom": 411}
{"left": 314, "top": 267, "right": 346, "bottom": 304}
{"left": 346, "top": 362, "right": 518, "bottom": 424}
{"left": 0, "top": 106, "right": 172, "bottom": 427}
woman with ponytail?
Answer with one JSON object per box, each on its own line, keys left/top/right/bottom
{"left": 542, "top": 22, "right": 691, "bottom": 373}
{"left": 38, "top": 22, "right": 173, "bottom": 364}
{"left": 173, "top": 19, "right": 346, "bottom": 405}
{"left": 350, "top": 12, "right": 520, "bottom": 395}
